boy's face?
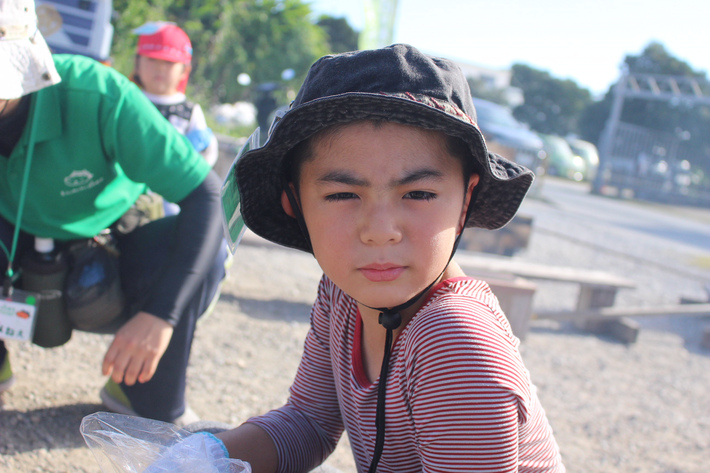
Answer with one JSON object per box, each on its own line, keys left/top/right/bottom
{"left": 135, "top": 55, "right": 190, "bottom": 96}
{"left": 291, "top": 121, "right": 478, "bottom": 310}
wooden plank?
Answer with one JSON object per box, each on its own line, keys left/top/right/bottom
{"left": 455, "top": 251, "right": 636, "bottom": 289}
{"left": 535, "top": 303, "right": 710, "bottom": 321}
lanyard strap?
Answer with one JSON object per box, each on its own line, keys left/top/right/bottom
{"left": 3, "top": 97, "right": 39, "bottom": 294}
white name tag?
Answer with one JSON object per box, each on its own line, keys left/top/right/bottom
{"left": 0, "top": 289, "right": 38, "bottom": 342}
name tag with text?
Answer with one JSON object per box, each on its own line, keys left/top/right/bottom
{"left": 0, "top": 289, "right": 38, "bottom": 342}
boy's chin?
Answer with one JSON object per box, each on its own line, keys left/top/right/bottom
{"left": 352, "top": 288, "right": 424, "bottom": 314}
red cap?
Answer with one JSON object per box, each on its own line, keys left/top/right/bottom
{"left": 135, "top": 22, "right": 192, "bottom": 64}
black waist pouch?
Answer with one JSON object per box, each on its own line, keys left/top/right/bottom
{"left": 64, "top": 234, "right": 125, "bottom": 333}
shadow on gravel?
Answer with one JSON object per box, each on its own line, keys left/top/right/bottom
{"left": 636, "top": 315, "right": 710, "bottom": 356}
{"left": 219, "top": 293, "right": 312, "bottom": 323}
{"left": 527, "top": 320, "right": 615, "bottom": 339}
{"left": 0, "top": 402, "right": 101, "bottom": 454}
{"left": 527, "top": 317, "right": 710, "bottom": 356}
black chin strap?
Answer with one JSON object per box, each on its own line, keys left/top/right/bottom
{"left": 368, "top": 311, "right": 396, "bottom": 473}
{"left": 367, "top": 296, "right": 420, "bottom": 473}
{"left": 367, "top": 232, "right": 463, "bottom": 473}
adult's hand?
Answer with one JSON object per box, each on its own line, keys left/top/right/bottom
{"left": 102, "top": 312, "right": 174, "bottom": 385}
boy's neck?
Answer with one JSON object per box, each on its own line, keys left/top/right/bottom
{"left": 358, "top": 260, "right": 467, "bottom": 335}
{"left": 357, "top": 285, "right": 438, "bottom": 383}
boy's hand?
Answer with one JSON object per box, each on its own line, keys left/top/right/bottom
{"left": 102, "top": 312, "right": 174, "bottom": 385}
{"left": 143, "top": 432, "right": 234, "bottom": 473}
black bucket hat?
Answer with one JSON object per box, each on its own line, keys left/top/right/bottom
{"left": 235, "top": 44, "right": 534, "bottom": 253}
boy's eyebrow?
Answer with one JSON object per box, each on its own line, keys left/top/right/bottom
{"left": 317, "top": 167, "right": 445, "bottom": 187}
{"left": 317, "top": 171, "right": 368, "bottom": 186}
{"left": 397, "top": 168, "right": 445, "bottom": 186}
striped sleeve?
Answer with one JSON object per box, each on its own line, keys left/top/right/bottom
{"left": 401, "top": 294, "right": 524, "bottom": 472}
{"left": 246, "top": 277, "right": 344, "bottom": 473}
{"left": 396, "top": 281, "right": 562, "bottom": 472}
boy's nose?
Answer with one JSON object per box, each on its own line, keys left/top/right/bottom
{"left": 359, "top": 204, "right": 402, "bottom": 245}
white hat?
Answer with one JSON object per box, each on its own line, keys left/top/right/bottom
{"left": 0, "top": 0, "right": 61, "bottom": 99}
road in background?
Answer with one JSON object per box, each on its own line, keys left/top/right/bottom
{"left": 519, "top": 177, "right": 710, "bottom": 285}
{"left": 527, "top": 178, "right": 710, "bottom": 253}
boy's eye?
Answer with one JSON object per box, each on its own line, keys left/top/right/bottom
{"left": 325, "top": 192, "right": 358, "bottom": 201}
{"left": 405, "top": 190, "right": 436, "bottom": 201}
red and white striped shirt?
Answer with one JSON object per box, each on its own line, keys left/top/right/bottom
{"left": 249, "top": 276, "right": 565, "bottom": 473}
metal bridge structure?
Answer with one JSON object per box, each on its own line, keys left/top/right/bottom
{"left": 593, "top": 69, "right": 710, "bottom": 206}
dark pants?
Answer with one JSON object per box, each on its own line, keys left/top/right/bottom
{"left": 0, "top": 215, "right": 228, "bottom": 422}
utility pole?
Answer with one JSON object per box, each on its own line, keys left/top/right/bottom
{"left": 359, "top": 0, "right": 400, "bottom": 50}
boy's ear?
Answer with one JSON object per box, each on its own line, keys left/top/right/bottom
{"left": 280, "top": 184, "right": 299, "bottom": 218}
{"left": 458, "top": 173, "right": 480, "bottom": 233}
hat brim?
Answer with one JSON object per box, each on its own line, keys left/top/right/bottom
{"left": 0, "top": 33, "right": 60, "bottom": 99}
{"left": 236, "top": 92, "right": 534, "bottom": 253}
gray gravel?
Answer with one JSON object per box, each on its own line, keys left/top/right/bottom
{"left": 1, "top": 175, "right": 709, "bottom": 473}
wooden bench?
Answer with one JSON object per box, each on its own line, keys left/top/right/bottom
{"left": 538, "top": 303, "right": 710, "bottom": 347}
{"left": 454, "top": 251, "right": 639, "bottom": 342}
{"left": 454, "top": 252, "right": 710, "bottom": 345}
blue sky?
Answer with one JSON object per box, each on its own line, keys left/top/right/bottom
{"left": 308, "top": 0, "right": 710, "bottom": 97}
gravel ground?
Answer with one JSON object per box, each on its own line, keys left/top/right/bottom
{"left": 1, "top": 174, "right": 709, "bottom": 473}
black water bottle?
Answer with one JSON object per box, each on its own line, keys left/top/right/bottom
{"left": 21, "top": 237, "right": 73, "bottom": 347}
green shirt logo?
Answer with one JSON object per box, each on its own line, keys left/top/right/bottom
{"left": 64, "top": 169, "right": 94, "bottom": 187}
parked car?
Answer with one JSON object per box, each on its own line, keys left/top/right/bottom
{"left": 567, "top": 138, "right": 600, "bottom": 182}
{"left": 539, "top": 134, "right": 586, "bottom": 182}
{"left": 471, "top": 97, "right": 546, "bottom": 175}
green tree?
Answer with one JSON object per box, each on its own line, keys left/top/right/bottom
{"left": 577, "top": 94, "right": 611, "bottom": 145}
{"left": 317, "top": 15, "right": 359, "bottom": 53}
{"left": 110, "top": 0, "right": 329, "bottom": 104}
{"left": 510, "top": 64, "right": 592, "bottom": 136}
{"left": 209, "top": 0, "right": 329, "bottom": 103}
{"left": 466, "top": 77, "right": 509, "bottom": 106}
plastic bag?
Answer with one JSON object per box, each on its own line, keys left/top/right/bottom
{"left": 80, "top": 412, "right": 251, "bottom": 473}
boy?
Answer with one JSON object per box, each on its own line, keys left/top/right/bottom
{"left": 131, "top": 22, "right": 218, "bottom": 168}
{"left": 160, "top": 44, "right": 565, "bottom": 471}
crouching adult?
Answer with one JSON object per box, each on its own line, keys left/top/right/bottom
{"left": 0, "top": 0, "right": 229, "bottom": 425}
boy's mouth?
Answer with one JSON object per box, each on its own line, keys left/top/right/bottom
{"left": 359, "top": 264, "right": 405, "bottom": 282}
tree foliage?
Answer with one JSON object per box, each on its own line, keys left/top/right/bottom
{"left": 510, "top": 64, "right": 592, "bottom": 136}
{"left": 110, "top": 0, "right": 329, "bottom": 104}
{"left": 466, "top": 77, "right": 509, "bottom": 106}
{"left": 317, "top": 16, "right": 359, "bottom": 53}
